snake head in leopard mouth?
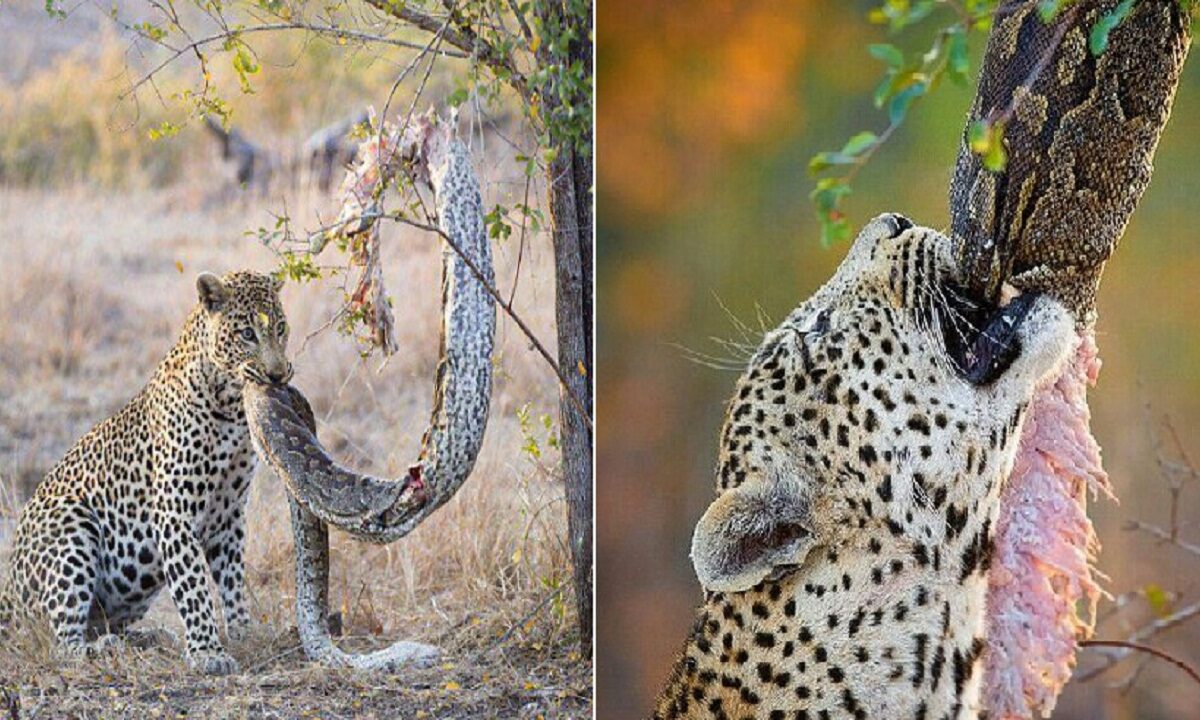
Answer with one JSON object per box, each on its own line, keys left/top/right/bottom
{"left": 850, "top": 212, "right": 1043, "bottom": 388}
{"left": 931, "top": 266, "right": 1041, "bottom": 386}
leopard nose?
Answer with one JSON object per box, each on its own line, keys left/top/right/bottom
{"left": 265, "top": 362, "right": 292, "bottom": 384}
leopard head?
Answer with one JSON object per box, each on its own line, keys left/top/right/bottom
{"left": 196, "top": 270, "right": 292, "bottom": 386}
{"left": 691, "top": 212, "right": 1061, "bottom": 592}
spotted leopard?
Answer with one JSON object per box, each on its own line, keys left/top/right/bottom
{"left": 0, "top": 271, "right": 291, "bottom": 675}
{"left": 654, "top": 214, "right": 1075, "bottom": 719}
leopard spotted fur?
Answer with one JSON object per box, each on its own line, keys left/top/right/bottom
{"left": 0, "top": 270, "right": 291, "bottom": 675}
{"left": 654, "top": 215, "right": 1075, "bottom": 719}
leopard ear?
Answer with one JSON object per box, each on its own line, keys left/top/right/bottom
{"left": 196, "top": 272, "right": 229, "bottom": 312}
{"left": 271, "top": 274, "right": 285, "bottom": 292}
{"left": 690, "top": 477, "right": 813, "bottom": 593}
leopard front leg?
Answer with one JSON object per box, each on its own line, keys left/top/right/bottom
{"left": 153, "top": 490, "right": 239, "bottom": 675}
{"left": 205, "top": 509, "right": 250, "bottom": 640}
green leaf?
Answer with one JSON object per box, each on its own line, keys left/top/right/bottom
{"left": 887, "top": 81, "right": 926, "bottom": 125}
{"left": 967, "top": 119, "right": 991, "bottom": 154}
{"left": 875, "top": 68, "right": 923, "bottom": 109}
{"left": 982, "top": 122, "right": 1007, "bottom": 171}
{"left": 807, "top": 152, "right": 855, "bottom": 175}
{"left": 841, "top": 131, "right": 879, "bottom": 157}
{"left": 819, "top": 215, "right": 852, "bottom": 246}
{"left": 810, "top": 178, "right": 852, "bottom": 213}
{"left": 233, "top": 46, "right": 260, "bottom": 75}
{"left": 134, "top": 21, "right": 168, "bottom": 42}
{"left": 868, "top": 43, "right": 905, "bottom": 68}
{"left": 231, "top": 43, "right": 260, "bottom": 94}
{"left": 1144, "top": 583, "right": 1172, "bottom": 618}
{"left": 1037, "top": 0, "right": 1073, "bottom": 22}
{"left": 811, "top": 176, "right": 854, "bottom": 245}
{"left": 947, "top": 30, "right": 970, "bottom": 84}
{"left": 147, "top": 121, "right": 180, "bottom": 141}
{"left": 277, "top": 252, "right": 321, "bottom": 283}
{"left": 967, "top": 119, "right": 1006, "bottom": 171}
{"left": 873, "top": 74, "right": 896, "bottom": 109}
{"left": 1090, "top": 0, "right": 1136, "bottom": 56}
{"left": 868, "top": 0, "right": 936, "bottom": 31}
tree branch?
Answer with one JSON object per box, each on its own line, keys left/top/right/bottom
{"left": 1123, "top": 519, "right": 1200, "bottom": 559}
{"left": 361, "top": 0, "right": 531, "bottom": 101}
{"left": 504, "top": 0, "right": 534, "bottom": 45}
{"left": 386, "top": 215, "right": 594, "bottom": 431}
{"left": 122, "top": 21, "right": 468, "bottom": 99}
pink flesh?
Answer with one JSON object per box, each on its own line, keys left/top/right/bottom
{"left": 983, "top": 332, "right": 1111, "bottom": 719}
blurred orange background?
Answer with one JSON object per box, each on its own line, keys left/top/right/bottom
{"left": 597, "top": 1, "right": 1200, "bottom": 717}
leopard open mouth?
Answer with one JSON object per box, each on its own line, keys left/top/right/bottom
{"left": 937, "top": 284, "right": 1038, "bottom": 386}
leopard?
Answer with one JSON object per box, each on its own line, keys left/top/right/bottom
{"left": 653, "top": 214, "right": 1077, "bottom": 719}
{"left": 0, "top": 270, "right": 291, "bottom": 675}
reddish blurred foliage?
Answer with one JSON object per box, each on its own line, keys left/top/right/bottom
{"left": 611, "top": 257, "right": 691, "bottom": 335}
{"left": 598, "top": 0, "right": 810, "bottom": 216}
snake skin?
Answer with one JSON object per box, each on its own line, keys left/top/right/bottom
{"left": 244, "top": 123, "right": 496, "bottom": 670}
{"left": 951, "top": 0, "right": 1189, "bottom": 322}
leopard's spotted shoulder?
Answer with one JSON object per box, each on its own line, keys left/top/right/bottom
{"left": 656, "top": 215, "right": 1075, "bottom": 719}
{"left": 1, "top": 270, "right": 292, "bottom": 675}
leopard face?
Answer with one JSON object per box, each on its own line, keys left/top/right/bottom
{"left": 716, "top": 213, "right": 960, "bottom": 486}
{"left": 697, "top": 214, "right": 975, "bottom": 590}
{"left": 197, "top": 271, "right": 292, "bottom": 386}
{"left": 659, "top": 214, "right": 1076, "bottom": 719}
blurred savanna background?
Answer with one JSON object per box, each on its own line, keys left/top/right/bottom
{"left": 0, "top": 1, "right": 590, "bottom": 717}
{"left": 597, "top": 0, "right": 1200, "bottom": 718}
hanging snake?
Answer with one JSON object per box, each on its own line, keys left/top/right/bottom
{"left": 243, "top": 116, "right": 496, "bottom": 671}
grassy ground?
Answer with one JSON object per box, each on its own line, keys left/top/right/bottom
{"left": 0, "top": 167, "right": 588, "bottom": 716}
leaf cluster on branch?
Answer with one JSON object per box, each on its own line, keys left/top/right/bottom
{"left": 807, "top": 0, "right": 1178, "bottom": 246}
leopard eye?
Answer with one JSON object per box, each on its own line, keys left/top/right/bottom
{"left": 239, "top": 327, "right": 257, "bottom": 343}
{"left": 276, "top": 320, "right": 288, "bottom": 337}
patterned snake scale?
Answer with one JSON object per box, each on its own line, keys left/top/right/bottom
{"left": 243, "top": 118, "right": 496, "bottom": 671}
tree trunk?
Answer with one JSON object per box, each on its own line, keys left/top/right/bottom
{"left": 548, "top": 145, "right": 594, "bottom": 656}
{"left": 538, "top": 0, "right": 595, "bottom": 657}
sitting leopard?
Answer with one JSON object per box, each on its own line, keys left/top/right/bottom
{"left": 0, "top": 270, "right": 291, "bottom": 675}
{"left": 654, "top": 215, "right": 1075, "bottom": 719}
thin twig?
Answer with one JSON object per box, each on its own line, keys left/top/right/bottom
{"left": 1080, "top": 639, "right": 1200, "bottom": 687}
{"left": 362, "top": 0, "right": 530, "bottom": 100}
{"left": 245, "top": 644, "right": 306, "bottom": 674}
{"left": 1076, "top": 598, "right": 1200, "bottom": 682}
{"left": 376, "top": 15, "right": 452, "bottom": 181}
{"left": 1123, "top": 519, "right": 1200, "bottom": 559}
{"left": 505, "top": 0, "right": 535, "bottom": 44}
{"left": 490, "top": 586, "right": 565, "bottom": 651}
{"left": 508, "top": 172, "right": 533, "bottom": 307}
{"left": 122, "top": 22, "right": 468, "bottom": 99}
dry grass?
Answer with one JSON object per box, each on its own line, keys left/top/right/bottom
{"left": 0, "top": 147, "right": 586, "bottom": 717}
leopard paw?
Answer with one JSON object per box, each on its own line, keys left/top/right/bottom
{"left": 188, "top": 649, "right": 240, "bottom": 676}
